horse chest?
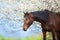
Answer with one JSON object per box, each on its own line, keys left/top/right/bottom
{"left": 41, "top": 23, "right": 52, "bottom": 32}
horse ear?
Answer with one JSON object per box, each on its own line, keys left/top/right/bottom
{"left": 26, "top": 12, "right": 29, "bottom": 15}
{"left": 23, "top": 12, "right": 26, "bottom": 14}
{"left": 23, "top": 12, "right": 29, "bottom": 15}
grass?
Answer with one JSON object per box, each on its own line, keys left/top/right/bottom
{"left": 0, "top": 33, "right": 52, "bottom": 40}
{"left": 20, "top": 35, "right": 42, "bottom": 40}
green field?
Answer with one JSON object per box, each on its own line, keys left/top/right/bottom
{"left": 0, "top": 34, "right": 52, "bottom": 40}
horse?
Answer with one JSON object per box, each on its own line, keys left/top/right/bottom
{"left": 22, "top": 9, "right": 60, "bottom": 40}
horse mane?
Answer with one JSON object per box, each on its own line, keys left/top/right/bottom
{"left": 30, "top": 9, "right": 51, "bottom": 22}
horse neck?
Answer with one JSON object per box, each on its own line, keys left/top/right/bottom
{"left": 33, "top": 12, "right": 49, "bottom": 23}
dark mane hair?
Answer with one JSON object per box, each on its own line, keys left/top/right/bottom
{"left": 30, "top": 9, "right": 51, "bottom": 22}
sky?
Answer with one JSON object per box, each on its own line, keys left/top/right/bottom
{"left": 0, "top": 18, "right": 41, "bottom": 38}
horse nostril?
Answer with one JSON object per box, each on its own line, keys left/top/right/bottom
{"left": 23, "top": 28, "right": 27, "bottom": 31}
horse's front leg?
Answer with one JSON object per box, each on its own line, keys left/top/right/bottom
{"left": 42, "top": 30, "right": 46, "bottom": 40}
{"left": 56, "top": 31, "right": 60, "bottom": 40}
{"left": 49, "top": 24, "right": 56, "bottom": 40}
{"left": 52, "top": 30, "right": 56, "bottom": 40}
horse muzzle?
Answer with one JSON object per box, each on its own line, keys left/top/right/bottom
{"left": 23, "top": 28, "right": 27, "bottom": 31}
